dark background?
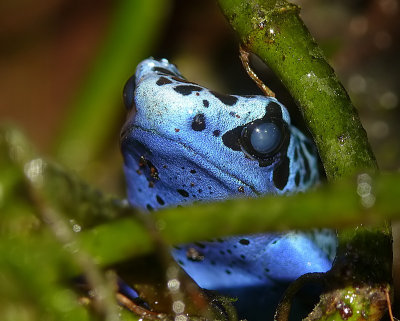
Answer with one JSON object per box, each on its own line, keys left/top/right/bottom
{"left": 1, "top": 0, "right": 399, "bottom": 185}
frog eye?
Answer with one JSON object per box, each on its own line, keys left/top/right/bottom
{"left": 123, "top": 75, "right": 136, "bottom": 109}
{"left": 240, "top": 119, "right": 287, "bottom": 159}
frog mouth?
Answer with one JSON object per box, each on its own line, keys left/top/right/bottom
{"left": 120, "top": 124, "right": 266, "bottom": 196}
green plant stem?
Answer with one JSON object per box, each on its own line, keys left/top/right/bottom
{"left": 217, "top": 0, "right": 377, "bottom": 180}
{"left": 51, "top": 166, "right": 400, "bottom": 267}
{"left": 216, "top": 1, "right": 390, "bottom": 320}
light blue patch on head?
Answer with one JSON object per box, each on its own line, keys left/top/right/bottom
{"left": 121, "top": 58, "right": 319, "bottom": 211}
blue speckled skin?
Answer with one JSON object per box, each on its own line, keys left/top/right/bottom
{"left": 121, "top": 58, "right": 336, "bottom": 319}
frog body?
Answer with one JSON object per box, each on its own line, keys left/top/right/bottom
{"left": 121, "top": 58, "right": 336, "bottom": 319}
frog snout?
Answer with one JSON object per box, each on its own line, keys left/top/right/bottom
{"left": 122, "top": 74, "right": 137, "bottom": 111}
{"left": 120, "top": 72, "right": 139, "bottom": 140}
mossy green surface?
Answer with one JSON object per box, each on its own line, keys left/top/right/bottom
{"left": 217, "top": 1, "right": 391, "bottom": 320}
{"left": 217, "top": 0, "right": 377, "bottom": 180}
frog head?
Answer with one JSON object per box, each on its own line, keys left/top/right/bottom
{"left": 121, "top": 58, "right": 319, "bottom": 211}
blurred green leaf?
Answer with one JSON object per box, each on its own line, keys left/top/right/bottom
{"left": 1, "top": 111, "right": 397, "bottom": 321}
{"left": 54, "top": 0, "right": 171, "bottom": 172}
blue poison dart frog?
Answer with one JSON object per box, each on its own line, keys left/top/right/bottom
{"left": 120, "top": 58, "right": 337, "bottom": 320}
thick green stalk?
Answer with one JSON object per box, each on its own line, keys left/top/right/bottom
{"left": 217, "top": 0, "right": 377, "bottom": 180}
{"left": 217, "top": 1, "right": 390, "bottom": 320}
